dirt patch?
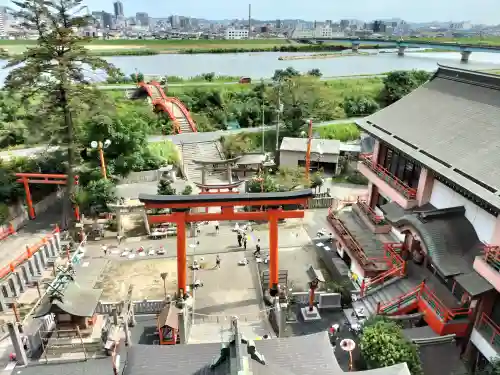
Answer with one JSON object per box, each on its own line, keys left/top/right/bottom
{"left": 96, "top": 258, "right": 192, "bottom": 300}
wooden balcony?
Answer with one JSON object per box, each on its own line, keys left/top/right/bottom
{"left": 474, "top": 245, "right": 500, "bottom": 293}
{"left": 358, "top": 153, "right": 417, "bottom": 210}
{"left": 352, "top": 199, "right": 392, "bottom": 234}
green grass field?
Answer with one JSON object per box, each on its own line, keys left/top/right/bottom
{"left": 0, "top": 38, "right": 291, "bottom": 54}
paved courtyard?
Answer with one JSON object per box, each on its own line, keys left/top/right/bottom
{"left": 189, "top": 252, "right": 272, "bottom": 344}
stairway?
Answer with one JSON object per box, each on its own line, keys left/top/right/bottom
{"left": 164, "top": 100, "right": 193, "bottom": 133}
{"left": 352, "top": 277, "right": 418, "bottom": 317}
{"left": 148, "top": 84, "right": 162, "bottom": 100}
{"left": 181, "top": 141, "right": 228, "bottom": 184}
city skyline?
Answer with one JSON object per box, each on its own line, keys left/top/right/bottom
{"left": 0, "top": 0, "right": 498, "bottom": 24}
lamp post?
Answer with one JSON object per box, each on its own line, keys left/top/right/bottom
{"left": 91, "top": 139, "right": 111, "bottom": 180}
{"left": 304, "top": 119, "right": 314, "bottom": 182}
{"left": 160, "top": 272, "right": 168, "bottom": 301}
{"left": 275, "top": 84, "right": 283, "bottom": 153}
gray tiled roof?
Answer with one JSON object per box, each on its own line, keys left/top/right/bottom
{"left": 15, "top": 358, "right": 113, "bottom": 375}
{"left": 357, "top": 66, "right": 500, "bottom": 210}
{"left": 387, "top": 206, "right": 482, "bottom": 277}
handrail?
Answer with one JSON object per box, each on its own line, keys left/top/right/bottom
{"left": 356, "top": 199, "right": 387, "bottom": 225}
{"left": 361, "top": 243, "right": 405, "bottom": 296}
{"left": 477, "top": 313, "right": 500, "bottom": 348}
{"left": 378, "top": 284, "right": 421, "bottom": 314}
{"left": 378, "top": 281, "right": 472, "bottom": 321}
{"left": 0, "top": 225, "right": 60, "bottom": 280}
{"left": 138, "top": 81, "right": 181, "bottom": 134}
{"left": 166, "top": 96, "right": 198, "bottom": 133}
{"left": 484, "top": 245, "right": 500, "bottom": 271}
{"left": 327, "top": 214, "right": 370, "bottom": 266}
{"left": 0, "top": 223, "right": 15, "bottom": 241}
{"left": 359, "top": 154, "right": 417, "bottom": 200}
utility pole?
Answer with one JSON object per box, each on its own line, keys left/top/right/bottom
{"left": 275, "top": 85, "right": 282, "bottom": 153}
{"left": 261, "top": 102, "right": 265, "bottom": 154}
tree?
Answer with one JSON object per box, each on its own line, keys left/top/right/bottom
{"left": 201, "top": 72, "right": 215, "bottom": 82}
{"left": 76, "top": 179, "right": 117, "bottom": 215}
{"left": 381, "top": 70, "right": 431, "bottom": 105}
{"left": 247, "top": 174, "right": 277, "bottom": 193}
{"left": 360, "top": 318, "right": 423, "bottom": 375}
{"left": 310, "top": 173, "right": 324, "bottom": 192}
{"left": 307, "top": 68, "right": 322, "bottom": 77}
{"left": 130, "top": 71, "right": 144, "bottom": 83}
{"left": 5, "top": 0, "right": 117, "bottom": 228}
{"left": 181, "top": 185, "right": 193, "bottom": 195}
{"left": 157, "top": 179, "right": 176, "bottom": 195}
{"left": 272, "top": 67, "right": 301, "bottom": 82}
{"left": 343, "top": 96, "right": 380, "bottom": 117}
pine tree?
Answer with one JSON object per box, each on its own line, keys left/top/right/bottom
{"left": 5, "top": 0, "right": 117, "bottom": 229}
{"left": 157, "top": 179, "right": 176, "bottom": 195}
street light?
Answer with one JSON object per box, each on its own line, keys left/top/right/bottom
{"left": 91, "top": 139, "right": 111, "bottom": 180}
{"left": 160, "top": 272, "right": 168, "bottom": 300}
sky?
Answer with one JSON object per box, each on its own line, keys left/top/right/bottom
{"left": 1, "top": 0, "right": 498, "bottom": 25}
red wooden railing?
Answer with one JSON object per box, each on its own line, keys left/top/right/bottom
{"left": 166, "top": 97, "right": 198, "bottom": 133}
{"left": 484, "top": 245, "right": 500, "bottom": 272}
{"left": 0, "top": 223, "right": 15, "bottom": 241}
{"left": 327, "top": 214, "right": 371, "bottom": 266}
{"left": 477, "top": 313, "right": 500, "bottom": 350}
{"left": 359, "top": 153, "right": 417, "bottom": 200}
{"left": 361, "top": 243, "right": 405, "bottom": 296}
{"left": 378, "top": 281, "right": 472, "bottom": 322}
{"left": 377, "top": 283, "right": 421, "bottom": 314}
{"left": 356, "top": 199, "right": 387, "bottom": 226}
{"left": 0, "top": 225, "right": 60, "bottom": 280}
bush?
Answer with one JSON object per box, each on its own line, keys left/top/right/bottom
{"left": 343, "top": 96, "right": 380, "bottom": 117}
{"left": 381, "top": 70, "right": 431, "bottom": 105}
{"left": 76, "top": 179, "right": 117, "bottom": 215}
{"left": 307, "top": 68, "right": 322, "bottom": 77}
{"left": 157, "top": 179, "right": 176, "bottom": 195}
{"left": 316, "top": 123, "right": 361, "bottom": 142}
{"left": 182, "top": 185, "right": 193, "bottom": 195}
{"left": 360, "top": 318, "right": 423, "bottom": 375}
{"left": 0, "top": 203, "right": 9, "bottom": 225}
{"left": 345, "top": 170, "right": 369, "bottom": 185}
{"left": 201, "top": 72, "right": 215, "bottom": 82}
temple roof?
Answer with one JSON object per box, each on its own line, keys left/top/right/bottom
{"left": 381, "top": 203, "right": 484, "bottom": 278}
{"left": 357, "top": 65, "right": 500, "bottom": 210}
{"left": 33, "top": 281, "right": 102, "bottom": 318}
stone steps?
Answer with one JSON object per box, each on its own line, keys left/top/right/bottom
{"left": 181, "top": 141, "right": 227, "bottom": 184}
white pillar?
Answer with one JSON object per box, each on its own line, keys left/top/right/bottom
{"left": 7, "top": 322, "right": 27, "bottom": 366}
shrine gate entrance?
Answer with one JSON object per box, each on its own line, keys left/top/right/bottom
{"left": 139, "top": 190, "right": 313, "bottom": 297}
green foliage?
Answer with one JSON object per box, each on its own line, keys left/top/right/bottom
{"left": 316, "top": 123, "right": 361, "bottom": 142}
{"left": 76, "top": 179, "right": 117, "bottom": 215}
{"left": 157, "top": 179, "right": 176, "bottom": 195}
{"left": 343, "top": 96, "right": 380, "bottom": 117}
{"left": 310, "top": 173, "right": 324, "bottom": 191}
{"left": 479, "top": 358, "right": 500, "bottom": 375}
{"left": 130, "top": 72, "right": 145, "bottom": 83}
{"left": 381, "top": 70, "right": 431, "bottom": 105}
{"left": 148, "top": 140, "right": 180, "bottom": 166}
{"left": 345, "top": 170, "right": 369, "bottom": 185}
{"left": 360, "top": 319, "right": 423, "bottom": 375}
{"left": 181, "top": 185, "right": 193, "bottom": 195}
{"left": 0, "top": 203, "right": 9, "bottom": 225}
{"left": 201, "top": 72, "right": 215, "bottom": 82}
{"left": 307, "top": 68, "right": 323, "bottom": 77}
{"left": 272, "top": 67, "right": 301, "bottom": 82}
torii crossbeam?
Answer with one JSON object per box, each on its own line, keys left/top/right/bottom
{"left": 139, "top": 190, "right": 313, "bottom": 297}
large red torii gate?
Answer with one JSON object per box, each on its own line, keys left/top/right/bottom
{"left": 139, "top": 190, "right": 313, "bottom": 297}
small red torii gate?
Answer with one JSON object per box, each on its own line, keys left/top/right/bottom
{"left": 15, "top": 173, "right": 80, "bottom": 221}
{"left": 139, "top": 190, "right": 313, "bottom": 297}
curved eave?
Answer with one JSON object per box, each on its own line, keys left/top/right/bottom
{"left": 139, "top": 189, "right": 313, "bottom": 209}
{"left": 194, "top": 181, "right": 244, "bottom": 189}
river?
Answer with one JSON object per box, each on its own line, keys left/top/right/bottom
{"left": 1, "top": 50, "right": 500, "bottom": 82}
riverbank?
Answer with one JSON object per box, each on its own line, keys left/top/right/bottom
{"left": 278, "top": 52, "right": 370, "bottom": 61}
{"left": 0, "top": 38, "right": 398, "bottom": 56}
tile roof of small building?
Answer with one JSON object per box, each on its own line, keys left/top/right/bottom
{"left": 356, "top": 65, "right": 500, "bottom": 210}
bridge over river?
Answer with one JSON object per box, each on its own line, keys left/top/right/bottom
{"left": 292, "top": 38, "right": 500, "bottom": 62}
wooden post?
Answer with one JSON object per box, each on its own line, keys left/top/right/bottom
{"left": 305, "top": 119, "right": 313, "bottom": 182}
{"left": 269, "top": 212, "right": 279, "bottom": 297}
{"left": 22, "top": 177, "right": 35, "bottom": 219}
{"left": 175, "top": 212, "right": 187, "bottom": 297}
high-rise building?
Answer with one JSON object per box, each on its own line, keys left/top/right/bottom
{"left": 136, "top": 12, "right": 149, "bottom": 26}
{"left": 102, "top": 11, "right": 113, "bottom": 28}
{"left": 170, "top": 15, "right": 180, "bottom": 28}
{"left": 113, "top": 1, "right": 124, "bottom": 17}
{"left": 275, "top": 19, "right": 282, "bottom": 29}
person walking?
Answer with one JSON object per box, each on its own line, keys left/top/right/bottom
{"left": 253, "top": 239, "right": 261, "bottom": 257}
{"left": 214, "top": 220, "right": 220, "bottom": 234}
{"left": 215, "top": 254, "right": 221, "bottom": 269}
{"left": 237, "top": 232, "right": 243, "bottom": 247}
{"left": 243, "top": 235, "right": 247, "bottom": 250}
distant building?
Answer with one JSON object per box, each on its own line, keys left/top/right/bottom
{"left": 275, "top": 19, "right": 282, "bottom": 29}
{"left": 170, "top": 15, "right": 180, "bottom": 28}
{"left": 224, "top": 27, "right": 249, "bottom": 40}
{"left": 113, "top": 1, "right": 123, "bottom": 18}
{"left": 0, "top": 7, "right": 9, "bottom": 35}
{"left": 102, "top": 11, "right": 113, "bottom": 29}
{"left": 136, "top": 12, "right": 149, "bottom": 27}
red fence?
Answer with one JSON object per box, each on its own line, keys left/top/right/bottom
{"left": 356, "top": 199, "right": 386, "bottom": 225}
{"left": 0, "top": 225, "right": 60, "bottom": 280}
{"left": 0, "top": 224, "right": 15, "bottom": 242}
{"left": 477, "top": 313, "right": 500, "bottom": 350}
{"left": 484, "top": 245, "right": 500, "bottom": 272}
{"left": 359, "top": 153, "right": 417, "bottom": 200}
{"left": 361, "top": 243, "right": 405, "bottom": 296}
{"left": 327, "top": 214, "right": 370, "bottom": 266}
